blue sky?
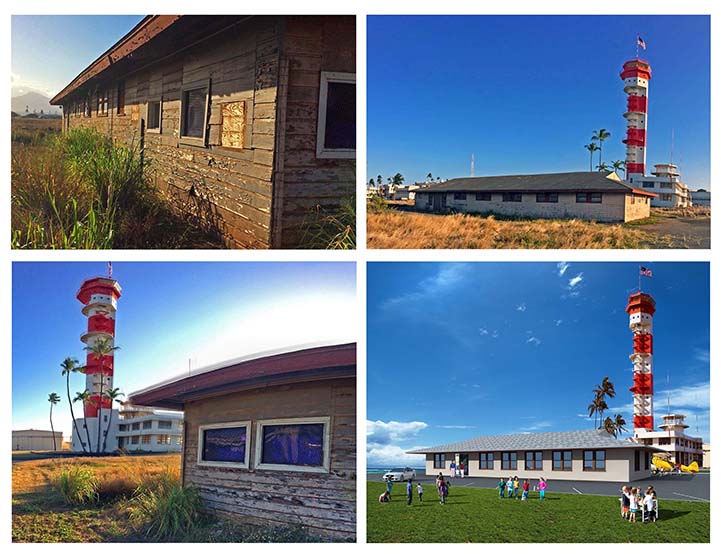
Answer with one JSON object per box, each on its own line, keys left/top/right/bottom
{"left": 367, "top": 262, "right": 709, "bottom": 466}
{"left": 11, "top": 15, "right": 144, "bottom": 97}
{"left": 368, "top": 15, "right": 710, "bottom": 190}
{"left": 12, "top": 262, "right": 356, "bottom": 437}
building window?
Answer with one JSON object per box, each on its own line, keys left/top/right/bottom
{"left": 552, "top": 450, "right": 572, "bottom": 471}
{"left": 180, "top": 80, "right": 210, "bottom": 145}
{"left": 255, "top": 417, "right": 331, "bottom": 473}
{"left": 644, "top": 451, "right": 650, "bottom": 470}
{"left": 502, "top": 193, "right": 522, "bottom": 202}
{"left": 642, "top": 181, "right": 655, "bottom": 188}
{"left": 576, "top": 192, "right": 602, "bottom": 204}
{"left": 475, "top": 192, "right": 491, "bottom": 201}
{"left": 158, "top": 420, "right": 172, "bottom": 430}
{"left": 583, "top": 450, "right": 606, "bottom": 471}
{"left": 501, "top": 452, "right": 517, "bottom": 470}
{"left": 434, "top": 453, "right": 446, "bottom": 469}
{"left": 157, "top": 435, "right": 171, "bottom": 445}
{"left": 634, "top": 449, "right": 640, "bottom": 471}
{"left": 479, "top": 452, "right": 494, "bottom": 470}
{"left": 525, "top": 451, "right": 543, "bottom": 470}
{"left": 147, "top": 100, "right": 162, "bottom": 132}
{"left": 198, "top": 421, "right": 250, "bottom": 468}
{"left": 96, "top": 90, "right": 109, "bottom": 116}
{"left": 143, "top": 421, "right": 152, "bottom": 430}
{"left": 316, "top": 71, "right": 356, "bottom": 159}
{"left": 453, "top": 193, "right": 467, "bottom": 201}
{"left": 119, "top": 424, "right": 127, "bottom": 432}
{"left": 220, "top": 101, "right": 247, "bottom": 150}
{"left": 131, "top": 436, "right": 139, "bottom": 444}
{"left": 661, "top": 193, "right": 673, "bottom": 201}
{"left": 117, "top": 81, "right": 126, "bottom": 115}
{"left": 83, "top": 96, "right": 91, "bottom": 118}
{"left": 131, "top": 422, "right": 140, "bottom": 431}
{"left": 536, "top": 193, "right": 559, "bottom": 203}
{"left": 141, "top": 435, "right": 152, "bottom": 444}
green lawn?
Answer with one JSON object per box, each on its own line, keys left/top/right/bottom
{"left": 367, "top": 481, "right": 709, "bottom": 543}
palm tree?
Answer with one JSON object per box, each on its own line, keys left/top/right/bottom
{"left": 392, "top": 172, "right": 405, "bottom": 186}
{"left": 584, "top": 143, "right": 599, "bottom": 171}
{"left": 597, "top": 162, "right": 610, "bottom": 172}
{"left": 602, "top": 416, "right": 616, "bottom": 436}
{"left": 611, "top": 160, "right": 626, "bottom": 174}
{"left": 101, "top": 387, "right": 125, "bottom": 453}
{"left": 591, "top": 129, "right": 611, "bottom": 168}
{"left": 593, "top": 377, "right": 616, "bottom": 424}
{"left": 73, "top": 390, "right": 94, "bottom": 452}
{"left": 427, "top": 172, "right": 433, "bottom": 183}
{"left": 613, "top": 413, "right": 627, "bottom": 437}
{"left": 84, "top": 338, "right": 120, "bottom": 454}
{"left": 61, "top": 357, "right": 87, "bottom": 453}
{"left": 377, "top": 174, "right": 383, "bottom": 185}
{"left": 48, "top": 392, "right": 60, "bottom": 451}
{"left": 587, "top": 391, "right": 608, "bottom": 429}
{"left": 368, "top": 178, "right": 375, "bottom": 188}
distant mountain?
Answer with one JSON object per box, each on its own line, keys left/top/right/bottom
{"left": 11, "top": 91, "right": 61, "bottom": 115}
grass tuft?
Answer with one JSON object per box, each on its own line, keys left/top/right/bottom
{"left": 56, "top": 465, "right": 99, "bottom": 506}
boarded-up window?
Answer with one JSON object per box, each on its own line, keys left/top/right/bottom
{"left": 147, "top": 100, "right": 161, "bottom": 131}
{"left": 181, "top": 85, "right": 208, "bottom": 139}
{"left": 117, "top": 82, "right": 126, "bottom": 115}
{"left": 220, "top": 101, "right": 246, "bottom": 149}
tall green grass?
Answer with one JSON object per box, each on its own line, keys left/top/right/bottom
{"left": 57, "top": 465, "right": 99, "bottom": 506}
{"left": 301, "top": 195, "right": 356, "bottom": 249}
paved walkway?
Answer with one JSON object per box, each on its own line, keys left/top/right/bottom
{"left": 368, "top": 472, "right": 709, "bottom": 502}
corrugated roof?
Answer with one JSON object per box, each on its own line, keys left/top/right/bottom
{"left": 416, "top": 171, "right": 656, "bottom": 197}
{"left": 407, "top": 429, "right": 654, "bottom": 454}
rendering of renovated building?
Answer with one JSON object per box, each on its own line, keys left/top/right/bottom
{"left": 128, "top": 343, "right": 357, "bottom": 540}
{"left": 633, "top": 414, "right": 704, "bottom": 467}
{"left": 413, "top": 171, "right": 655, "bottom": 222}
{"left": 50, "top": 15, "right": 356, "bottom": 248}
{"left": 409, "top": 429, "right": 657, "bottom": 482}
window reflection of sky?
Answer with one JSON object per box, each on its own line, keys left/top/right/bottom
{"left": 262, "top": 424, "right": 324, "bottom": 466}
{"left": 203, "top": 427, "right": 246, "bottom": 462}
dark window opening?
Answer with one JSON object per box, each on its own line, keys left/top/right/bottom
{"left": 502, "top": 192, "right": 522, "bottom": 202}
{"left": 117, "top": 82, "right": 126, "bottom": 115}
{"left": 323, "top": 81, "right": 356, "bottom": 150}
{"left": 202, "top": 426, "right": 247, "bottom": 464}
{"left": 453, "top": 193, "right": 467, "bottom": 200}
{"left": 475, "top": 192, "right": 492, "bottom": 201}
{"left": 536, "top": 192, "right": 559, "bottom": 203}
{"left": 181, "top": 86, "right": 208, "bottom": 140}
{"left": 147, "top": 100, "right": 161, "bottom": 130}
{"left": 260, "top": 423, "right": 325, "bottom": 467}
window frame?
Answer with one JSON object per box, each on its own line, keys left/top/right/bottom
{"left": 536, "top": 192, "right": 559, "bottom": 203}
{"left": 525, "top": 451, "right": 543, "bottom": 470}
{"left": 453, "top": 192, "right": 467, "bottom": 201}
{"left": 552, "top": 450, "right": 573, "bottom": 471}
{"left": 433, "top": 453, "right": 446, "bottom": 469}
{"left": 116, "top": 81, "right": 126, "bottom": 116}
{"left": 96, "top": 89, "right": 109, "bottom": 117}
{"left": 576, "top": 192, "right": 603, "bottom": 204}
{"left": 179, "top": 79, "right": 210, "bottom": 147}
{"left": 479, "top": 452, "right": 494, "bottom": 470}
{"left": 197, "top": 420, "right": 251, "bottom": 470}
{"left": 583, "top": 449, "right": 606, "bottom": 471}
{"left": 501, "top": 451, "right": 518, "bottom": 470}
{"left": 254, "top": 416, "right": 331, "bottom": 474}
{"left": 475, "top": 192, "right": 492, "bottom": 201}
{"left": 502, "top": 192, "right": 522, "bottom": 203}
{"left": 146, "top": 98, "right": 163, "bottom": 134}
{"left": 316, "top": 71, "right": 356, "bottom": 159}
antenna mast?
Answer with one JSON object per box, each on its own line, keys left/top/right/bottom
{"left": 470, "top": 153, "right": 475, "bottom": 177}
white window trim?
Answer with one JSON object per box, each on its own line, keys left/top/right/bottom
{"left": 179, "top": 79, "right": 210, "bottom": 147}
{"left": 255, "top": 416, "right": 331, "bottom": 474}
{"left": 146, "top": 98, "right": 163, "bottom": 134}
{"left": 316, "top": 71, "right": 355, "bottom": 159}
{"left": 197, "top": 420, "right": 251, "bottom": 469}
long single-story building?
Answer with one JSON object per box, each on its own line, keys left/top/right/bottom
{"left": 128, "top": 342, "right": 356, "bottom": 540}
{"left": 409, "top": 429, "right": 659, "bottom": 482}
{"left": 50, "top": 15, "right": 356, "bottom": 248}
{"left": 12, "top": 429, "right": 64, "bottom": 451}
{"left": 413, "top": 171, "right": 656, "bottom": 222}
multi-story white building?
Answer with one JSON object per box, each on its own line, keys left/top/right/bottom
{"left": 633, "top": 414, "right": 704, "bottom": 467}
{"left": 632, "top": 164, "right": 692, "bottom": 208}
{"left": 116, "top": 405, "right": 183, "bottom": 452}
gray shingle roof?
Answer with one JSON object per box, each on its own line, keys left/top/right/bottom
{"left": 407, "top": 429, "right": 653, "bottom": 454}
{"left": 416, "top": 171, "right": 655, "bottom": 196}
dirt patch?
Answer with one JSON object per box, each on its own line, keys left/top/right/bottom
{"left": 636, "top": 215, "right": 710, "bottom": 249}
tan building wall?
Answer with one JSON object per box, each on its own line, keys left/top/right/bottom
{"left": 624, "top": 193, "right": 652, "bottom": 221}
{"left": 182, "top": 377, "right": 355, "bottom": 540}
{"left": 12, "top": 430, "right": 63, "bottom": 451}
{"left": 415, "top": 191, "right": 650, "bottom": 222}
{"left": 424, "top": 448, "right": 653, "bottom": 482}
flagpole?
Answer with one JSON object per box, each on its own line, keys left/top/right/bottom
{"left": 636, "top": 34, "right": 639, "bottom": 58}
{"left": 638, "top": 265, "right": 641, "bottom": 292}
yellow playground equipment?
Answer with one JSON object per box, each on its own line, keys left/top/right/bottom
{"left": 652, "top": 455, "right": 699, "bottom": 474}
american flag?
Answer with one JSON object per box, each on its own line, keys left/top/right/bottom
{"left": 640, "top": 266, "right": 652, "bottom": 277}
{"left": 637, "top": 36, "right": 647, "bottom": 50}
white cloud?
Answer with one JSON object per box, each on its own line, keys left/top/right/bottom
{"left": 516, "top": 302, "right": 527, "bottom": 312}
{"left": 568, "top": 273, "right": 584, "bottom": 288}
{"left": 525, "top": 420, "right": 552, "bottom": 431}
{"left": 367, "top": 443, "right": 425, "bottom": 466}
{"left": 381, "top": 263, "right": 470, "bottom": 310}
{"left": 557, "top": 262, "right": 570, "bottom": 277}
{"left": 367, "top": 420, "right": 428, "bottom": 445}
{"left": 694, "top": 349, "right": 710, "bottom": 363}
{"left": 479, "top": 328, "right": 488, "bottom": 336}
{"left": 526, "top": 336, "right": 541, "bottom": 346}
{"left": 555, "top": 319, "right": 563, "bottom": 326}
{"left": 437, "top": 425, "right": 476, "bottom": 430}
{"left": 656, "top": 382, "right": 710, "bottom": 409}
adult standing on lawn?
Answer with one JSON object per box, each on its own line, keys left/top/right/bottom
{"left": 450, "top": 460, "right": 456, "bottom": 477}
{"left": 537, "top": 477, "right": 547, "bottom": 501}
{"left": 406, "top": 478, "right": 413, "bottom": 505}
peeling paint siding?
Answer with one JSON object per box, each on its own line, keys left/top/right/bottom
{"left": 64, "top": 18, "right": 280, "bottom": 248}
{"left": 183, "top": 378, "right": 356, "bottom": 540}
{"left": 275, "top": 16, "right": 356, "bottom": 248}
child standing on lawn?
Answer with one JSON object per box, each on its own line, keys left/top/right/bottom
{"left": 629, "top": 487, "right": 639, "bottom": 522}
{"left": 513, "top": 476, "right": 520, "bottom": 499}
{"left": 417, "top": 482, "right": 423, "bottom": 502}
{"left": 406, "top": 478, "right": 413, "bottom": 505}
{"left": 507, "top": 475, "right": 514, "bottom": 498}
{"left": 441, "top": 480, "right": 449, "bottom": 504}
{"left": 498, "top": 478, "right": 506, "bottom": 498}
{"left": 643, "top": 488, "right": 657, "bottom": 522}
{"left": 522, "top": 479, "right": 530, "bottom": 501}
{"left": 386, "top": 478, "right": 393, "bottom": 500}
{"left": 537, "top": 478, "right": 547, "bottom": 501}
{"left": 620, "top": 486, "right": 630, "bottom": 519}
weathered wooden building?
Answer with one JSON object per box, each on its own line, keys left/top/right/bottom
{"left": 128, "top": 343, "right": 356, "bottom": 540}
{"left": 50, "top": 15, "right": 356, "bottom": 248}
{"left": 414, "top": 171, "right": 656, "bottom": 222}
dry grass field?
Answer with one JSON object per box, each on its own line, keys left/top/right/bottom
{"left": 367, "top": 203, "right": 710, "bottom": 249}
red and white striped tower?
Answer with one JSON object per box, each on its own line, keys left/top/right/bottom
{"left": 620, "top": 58, "right": 652, "bottom": 181}
{"left": 626, "top": 291, "right": 656, "bottom": 434}
{"left": 77, "top": 276, "right": 122, "bottom": 425}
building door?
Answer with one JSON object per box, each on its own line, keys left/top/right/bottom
{"left": 432, "top": 193, "right": 442, "bottom": 212}
{"left": 459, "top": 453, "right": 469, "bottom": 476}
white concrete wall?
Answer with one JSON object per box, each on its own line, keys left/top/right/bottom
{"left": 71, "top": 410, "right": 119, "bottom": 452}
{"left": 415, "top": 192, "right": 637, "bottom": 222}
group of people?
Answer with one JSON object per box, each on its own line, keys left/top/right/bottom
{"left": 621, "top": 485, "right": 658, "bottom": 522}
{"left": 498, "top": 476, "right": 546, "bottom": 501}
{"left": 378, "top": 473, "right": 450, "bottom": 506}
